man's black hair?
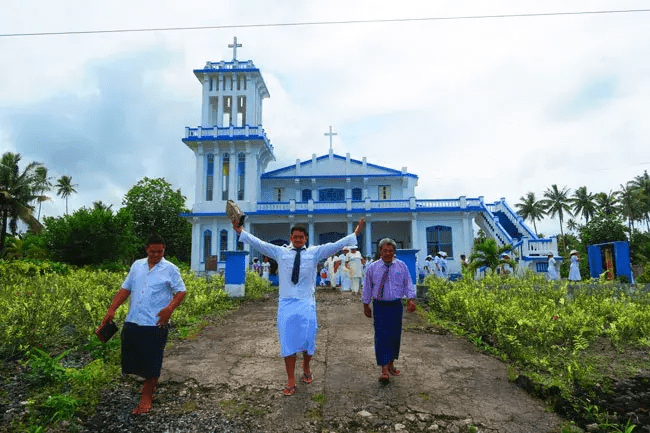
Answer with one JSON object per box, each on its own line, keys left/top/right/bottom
{"left": 146, "top": 233, "right": 166, "bottom": 247}
{"left": 290, "top": 225, "right": 308, "bottom": 237}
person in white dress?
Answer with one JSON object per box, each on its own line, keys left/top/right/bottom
{"left": 439, "top": 251, "right": 449, "bottom": 279}
{"left": 433, "top": 252, "right": 443, "bottom": 278}
{"left": 547, "top": 252, "right": 560, "bottom": 281}
{"left": 348, "top": 246, "right": 364, "bottom": 293}
{"left": 261, "top": 256, "right": 271, "bottom": 280}
{"left": 423, "top": 255, "right": 433, "bottom": 277}
{"left": 568, "top": 250, "right": 581, "bottom": 281}
{"left": 325, "top": 255, "right": 337, "bottom": 289}
{"left": 339, "top": 247, "right": 352, "bottom": 291}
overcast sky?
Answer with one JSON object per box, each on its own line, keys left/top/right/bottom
{"left": 1, "top": 0, "right": 649, "bottom": 237}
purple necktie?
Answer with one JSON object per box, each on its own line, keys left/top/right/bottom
{"left": 377, "top": 263, "right": 391, "bottom": 299}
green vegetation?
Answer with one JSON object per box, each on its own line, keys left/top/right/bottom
{"left": 0, "top": 261, "right": 273, "bottom": 432}
{"left": 426, "top": 273, "right": 650, "bottom": 432}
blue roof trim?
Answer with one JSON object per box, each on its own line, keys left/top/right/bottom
{"left": 263, "top": 153, "right": 406, "bottom": 177}
{"left": 193, "top": 67, "right": 261, "bottom": 74}
{"left": 261, "top": 173, "right": 417, "bottom": 180}
{"left": 183, "top": 134, "right": 268, "bottom": 142}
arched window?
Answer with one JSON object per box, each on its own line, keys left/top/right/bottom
{"left": 220, "top": 229, "right": 228, "bottom": 260}
{"left": 352, "top": 187, "right": 362, "bottom": 201}
{"left": 237, "top": 153, "right": 245, "bottom": 200}
{"left": 426, "top": 225, "right": 453, "bottom": 258}
{"left": 206, "top": 153, "right": 214, "bottom": 201}
{"left": 203, "top": 229, "right": 212, "bottom": 262}
{"left": 221, "top": 153, "right": 230, "bottom": 200}
{"left": 302, "top": 189, "right": 312, "bottom": 202}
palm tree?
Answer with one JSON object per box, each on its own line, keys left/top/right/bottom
{"left": 570, "top": 186, "right": 596, "bottom": 223}
{"left": 594, "top": 191, "right": 618, "bottom": 216}
{"left": 566, "top": 218, "right": 579, "bottom": 233}
{"left": 0, "top": 152, "right": 43, "bottom": 256}
{"left": 542, "top": 184, "right": 572, "bottom": 252}
{"left": 628, "top": 170, "right": 650, "bottom": 231}
{"left": 468, "top": 238, "right": 513, "bottom": 273}
{"left": 616, "top": 183, "right": 644, "bottom": 233}
{"left": 33, "top": 166, "right": 52, "bottom": 221}
{"left": 515, "top": 192, "right": 546, "bottom": 236}
{"left": 56, "top": 175, "right": 77, "bottom": 215}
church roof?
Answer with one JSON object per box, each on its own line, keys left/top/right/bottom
{"left": 262, "top": 153, "right": 418, "bottom": 179}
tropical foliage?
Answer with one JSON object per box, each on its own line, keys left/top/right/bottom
{"left": 426, "top": 273, "right": 650, "bottom": 432}
{"left": 0, "top": 261, "right": 273, "bottom": 431}
{"left": 121, "top": 177, "right": 192, "bottom": 261}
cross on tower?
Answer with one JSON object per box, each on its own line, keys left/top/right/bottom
{"left": 228, "top": 36, "right": 242, "bottom": 60}
{"left": 324, "top": 126, "right": 337, "bottom": 151}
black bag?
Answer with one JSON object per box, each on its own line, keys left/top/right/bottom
{"left": 95, "top": 322, "right": 119, "bottom": 343}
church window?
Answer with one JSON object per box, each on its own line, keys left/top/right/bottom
{"left": 203, "top": 229, "right": 212, "bottom": 262}
{"left": 237, "top": 153, "right": 245, "bottom": 200}
{"left": 206, "top": 153, "right": 214, "bottom": 201}
{"left": 209, "top": 78, "right": 213, "bottom": 91}
{"left": 220, "top": 229, "right": 228, "bottom": 260}
{"left": 222, "top": 96, "right": 232, "bottom": 126}
{"left": 236, "top": 96, "right": 246, "bottom": 127}
{"left": 426, "top": 226, "right": 453, "bottom": 258}
{"left": 352, "top": 188, "right": 362, "bottom": 201}
{"left": 319, "top": 188, "right": 344, "bottom": 202}
{"left": 302, "top": 189, "right": 312, "bottom": 202}
{"left": 237, "top": 74, "right": 246, "bottom": 91}
{"left": 274, "top": 188, "right": 284, "bottom": 202}
{"left": 222, "top": 153, "right": 230, "bottom": 200}
{"left": 379, "top": 185, "right": 391, "bottom": 200}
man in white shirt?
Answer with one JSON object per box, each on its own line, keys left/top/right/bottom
{"left": 233, "top": 218, "right": 364, "bottom": 396}
{"left": 101, "top": 234, "right": 186, "bottom": 414}
{"left": 348, "top": 246, "right": 364, "bottom": 293}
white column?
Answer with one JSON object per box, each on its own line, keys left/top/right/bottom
{"left": 216, "top": 77, "right": 223, "bottom": 127}
{"left": 201, "top": 77, "right": 209, "bottom": 126}
{"left": 191, "top": 218, "right": 200, "bottom": 271}
{"left": 411, "top": 214, "right": 418, "bottom": 251}
{"left": 365, "top": 219, "right": 372, "bottom": 257}
{"left": 309, "top": 222, "right": 315, "bottom": 246}
{"left": 195, "top": 145, "right": 204, "bottom": 205}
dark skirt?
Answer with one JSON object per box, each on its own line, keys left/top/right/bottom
{"left": 372, "top": 299, "right": 403, "bottom": 366}
{"left": 121, "top": 322, "right": 169, "bottom": 379}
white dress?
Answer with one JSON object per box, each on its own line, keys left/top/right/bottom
{"left": 568, "top": 255, "right": 581, "bottom": 281}
{"left": 547, "top": 257, "right": 559, "bottom": 281}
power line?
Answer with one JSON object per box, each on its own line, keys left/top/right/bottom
{"left": 2, "top": 8, "right": 650, "bottom": 38}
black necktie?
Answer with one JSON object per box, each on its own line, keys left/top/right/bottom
{"left": 291, "top": 248, "right": 303, "bottom": 284}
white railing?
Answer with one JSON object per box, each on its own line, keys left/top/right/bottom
{"left": 203, "top": 60, "right": 257, "bottom": 70}
{"left": 416, "top": 199, "right": 461, "bottom": 208}
{"left": 371, "top": 200, "right": 410, "bottom": 209}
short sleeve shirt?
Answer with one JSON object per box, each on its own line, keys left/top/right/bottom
{"left": 123, "top": 257, "right": 186, "bottom": 326}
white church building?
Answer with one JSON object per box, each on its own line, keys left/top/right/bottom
{"left": 182, "top": 39, "right": 558, "bottom": 278}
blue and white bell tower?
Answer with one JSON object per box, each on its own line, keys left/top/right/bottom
{"left": 183, "top": 38, "right": 275, "bottom": 269}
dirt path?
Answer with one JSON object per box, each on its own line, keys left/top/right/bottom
{"left": 146, "top": 289, "right": 562, "bottom": 433}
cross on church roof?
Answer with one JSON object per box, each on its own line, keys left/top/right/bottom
{"left": 228, "top": 36, "right": 242, "bottom": 60}
{"left": 324, "top": 126, "right": 337, "bottom": 151}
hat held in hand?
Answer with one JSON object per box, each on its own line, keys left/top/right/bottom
{"left": 226, "top": 200, "right": 246, "bottom": 227}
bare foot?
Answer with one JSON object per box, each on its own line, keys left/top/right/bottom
{"left": 132, "top": 397, "right": 152, "bottom": 414}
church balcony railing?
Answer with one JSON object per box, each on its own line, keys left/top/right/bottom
{"left": 184, "top": 125, "right": 274, "bottom": 152}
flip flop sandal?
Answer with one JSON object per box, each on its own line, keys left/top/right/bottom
{"left": 302, "top": 373, "right": 313, "bottom": 384}
{"left": 283, "top": 385, "right": 297, "bottom": 396}
{"left": 378, "top": 373, "right": 390, "bottom": 383}
{"left": 388, "top": 367, "right": 401, "bottom": 376}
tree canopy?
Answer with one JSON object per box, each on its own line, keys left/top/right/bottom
{"left": 122, "top": 177, "right": 191, "bottom": 261}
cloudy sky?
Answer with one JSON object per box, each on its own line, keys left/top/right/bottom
{"left": 2, "top": 0, "right": 649, "bottom": 236}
